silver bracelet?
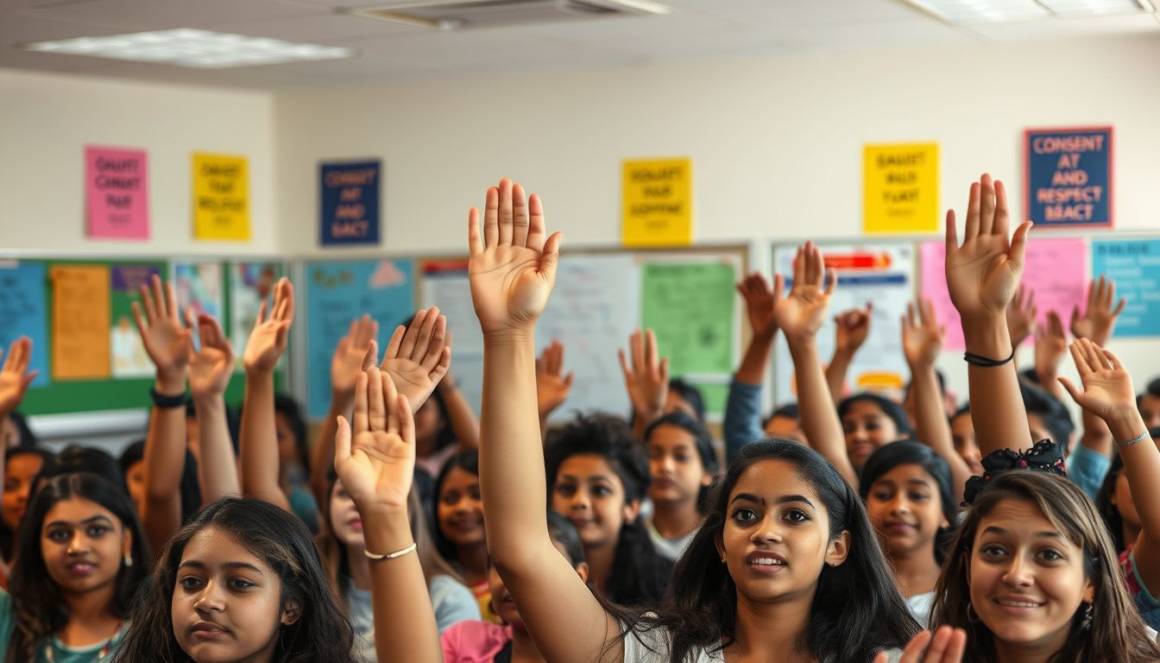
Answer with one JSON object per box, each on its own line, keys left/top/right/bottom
{"left": 1116, "top": 430, "right": 1149, "bottom": 450}
{"left": 364, "top": 542, "right": 417, "bottom": 562}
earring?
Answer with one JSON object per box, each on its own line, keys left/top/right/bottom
{"left": 1081, "top": 602, "right": 1093, "bottom": 631}
{"left": 966, "top": 602, "right": 980, "bottom": 624}
{"left": 123, "top": 553, "right": 133, "bottom": 568}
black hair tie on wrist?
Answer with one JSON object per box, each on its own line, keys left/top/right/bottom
{"left": 963, "top": 347, "right": 1016, "bottom": 367}
{"left": 150, "top": 387, "right": 187, "bottom": 409}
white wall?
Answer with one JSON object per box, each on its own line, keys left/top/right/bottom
{"left": 274, "top": 34, "right": 1160, "bottom": 411}
{"left": 0, "top": 68, "right": 278, "bottom": 256}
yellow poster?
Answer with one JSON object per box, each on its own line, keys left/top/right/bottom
{"left": 51, "top": 265, "right": 111, "bottom": 380}
{"left": 192, "top": 153, "right": 250, "bottom": 240}
{"left": 863, "top": 143, "right": 939, "bottom": 234}
{"left": 622, "top": 157, "right": 692, "bottom": 247}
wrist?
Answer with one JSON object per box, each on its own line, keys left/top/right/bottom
{"left": 193, "top": 393, "right": 225, "bottom": 410}
{"left": 483, "top": 328, "right": 536, "bottom": 346}
{"left": 244, "top": 365, "right": 275, "bottom": 380}
{"left": 154, "top": 374, "right": 186, "bottom": 395}
{"left": 962, "top": 317, "right": 1012, "bottom": 359}
{"left": 830, "top": 347, "right": 854, "bottom": 365}
{"left": 361, "top": 506, "right": 413, "bottom": 547}
{"left": 787, "top": 336, "right": 819, "bottom": 359}
{"left": 1103, "top": 408, "right": 1146, "bottom": 440}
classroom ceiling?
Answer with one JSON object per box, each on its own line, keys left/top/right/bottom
{"left": 1, "top": 0, "right": 1158, "bottom": 89}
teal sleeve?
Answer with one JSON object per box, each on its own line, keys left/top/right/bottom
{"left": 429, "top": 575, "right": 481, "bottom": 634}
{"left": 0, "top": 589, "right": 12, "bottom": 661}
{"left": 1066, "top": 445, "right": 1111, "bottom": 500}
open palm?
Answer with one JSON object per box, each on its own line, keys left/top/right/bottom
{"left": 736, "top": 272, "right": 783, "bottom": 337}
{"left": 332, "top": 315, "right": 379, "bottom": 399}
{"left": 944, "top": 176, "right": 1032, "bottom": 322}
{"left": 243, "top": 278, "right": 294, "bottom": 373}
{"left": 188, "top": 311, "right": 234, "bottom": 399}
{"left": 774, "top": 241, "right": 835, "bottom": 345}
{"left": 381, "top": 307, "right": 451, "bottom": 413}
{"left": 902, "top": 298, "right": 944, "bottom": 368}
{"left": 468, "top": 179, "right": 561, "bottom": 335}
{"left": 334, "top": 367, "right": 415, "bottom": 511}
{"left": 1059, "top": 338, "right": 1136, "bottom": 422}
{"left": 132, "top": 274, "right": 192, "bottom": 378}
{"left": 0, "top": 337, "right": 37, "bottom": 414}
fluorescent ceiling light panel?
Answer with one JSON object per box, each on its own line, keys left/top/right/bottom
{"left": 1038, "top": 0, "right": 1141, "bottom": 14}
{"left": 25, "top": 29, "right": 352, "bottom": 68}
{"left": 909, "top": 0, "right": 1050, "bottom": 21}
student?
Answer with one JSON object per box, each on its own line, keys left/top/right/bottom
{"left": 0, "top": 447, "right": 54, "bottom": 588}
{"left": 949, "top": 405, "right": 981, "bottom": 475}
{"left": 643, "top": 411, "right": 717, "bottom": 562}
{"left": 1, "top": 472, "right": 149, "bottom": 662}
{"left": 860, "top": 442, "right": 955, "bottom": 626}
{"left": 273, "top": 393, "right": 319, "bottom": 531}
{"left": 113, "top": 497, "right": 355, "bottom": 663}
{"left": 1, "top": 411, "right": 37, "bottom": 450}
{"left": 433, "top": 450, "right": 494, "bottom": 622}
{"left": 464, "top": 179, "right": 960, "bottom": 663}
{"left": 838, "top": 393, "right": 912, "bottom": 472}
{"left": 545, "top": 413, "right": 672, "bottom": 606}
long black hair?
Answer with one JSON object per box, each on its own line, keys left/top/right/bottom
{"left": 1096, "top": 454, "right": 1127, "bottom": 553}
{"left": 643, "top": 411, "right": 720, "bottom": 512}
{"left": 859, "top": 441, "right": 956, "bottom": 564}
{"left": 117, "top": 439, "right": 203, "bottom": 523}
{"left": 114, "top": 498, "right": 355, "bottom": 663}
{"left": 545, "top": 413, "right": 672, "bottom": 607}
{"left": 432, "top": 449, "right": 480, "bottom": 562}
{"left": 0, "top": 447, "right": 55, "bottom": 561}
{"left": 624, "top": 440, "right": 919, "bottom": 663}
{"left": 8, "top": 473, "right": 149, "bottom": 663}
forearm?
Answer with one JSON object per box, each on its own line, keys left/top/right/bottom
{"left": 735, "top": 331, "right": 775, "bottom": 385}
{"left": 193, "top": 395, "right": 240, "bottom": 503}
{"left": 1104, "top": 411, "right": 1160, "bottom": 539}
{"left": 724, "top": 379, "right": 764, "bottom": 463}
{"left": 364, "top": 506, "right": 441, "bottom": 663}
{"left": 911, "top": 363, "right": 970, "bottom": 503}
{"left": 240, "top": 369, "right": 289, "bottom": 510}
{"left": 1078, "top": 410, "right": 1114, "bottom": 458}
{"left": 790, "top": 338, "right": 858, "bottom": 487}
{"left": 440, "top": 381, "right": 481, "bottom": 450}
{"left": 964, "top": 316, "right": 1032, "bottom": 455}
{"left": 824, "top": 348, "right": 854, "bottom": 406}
{"left": 143, "top": 373, "right": 187, "bottom": 554}
{"left": 312, "top": 394, "right": 352, "bottom": 505}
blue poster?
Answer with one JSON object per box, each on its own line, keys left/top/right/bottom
{"left": 305, "top": 258, "right": 414, "bottom": 419}
{"left": 0, "top": 262, "right": 50, "bottom": 387}
{"left": 1025, "top": 127, "right": 1112, "bottom": 228}
{"left": 1091, "top": 239, "right": 1160, "bottom": 338}
{"left": 320, "top": 160, "right": 380, "bottom": 246}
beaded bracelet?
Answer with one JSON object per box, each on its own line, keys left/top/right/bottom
{"left": 1116, "top": 430, "right": 1149, "bottom": 450}
{"left": 364, "top": 541, "right": 417, "bottom": 562}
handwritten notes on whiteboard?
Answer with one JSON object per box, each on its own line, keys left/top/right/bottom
{"left": 51, "top": 265, "right": 111, "bottom": 380}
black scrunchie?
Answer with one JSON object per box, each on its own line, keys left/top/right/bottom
{"left": 961, "top": 439, "right": 1067, "bottom": 506}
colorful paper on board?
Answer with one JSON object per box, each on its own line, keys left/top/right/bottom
{"left": 305, "top": 259, "right": 415, "bottom": 420}
{"left": 863, "top": 143, "right": 939, "bottom": 234}
{"left": 50, "top": 265, "right": 111, "bottom": 380}
{"left": 192, "top": 153, "right": 250, "bottom": 241}
{"left": 231, "top": 262, "right": 282, "bottom": 368}
{"left": 85, "top": 147, "right": 149, "bottom": 240}
{"left": 0, "top": 262, "right": 50, "bottom": 387}
{"left": 641, "top": 262, "right": 734, "bottom": 376}
{"left": 921, "top": 237, "right": 1087, "bottom": 350}
{"left": 320, "top": 160, "right": 381, "bottom": 246}
{"left": 1025, "top": 127, "right": 1112, "bottom": 228}
{"left": 110, "top": 264, "right": 160, "bottom": 378}
{"left": 1091, "top": 239, "right": 1160, "bottom": 337}
{"left": 173, "top": 261, "right": 224, "bottom": 322}
{"left": 622, "top": 158, "right": 692, "bottom": 247}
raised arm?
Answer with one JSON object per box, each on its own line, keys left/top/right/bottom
{"left": 434, "top": 374, "right": 480, "bottom": 450}
{"left": 725, "top": 273, "right": 782, "bottom": 460}
{"left": 0, "top": 337, "right": 37, "bottom": 484}
{"left": 902, "top": 298, "right": 971, "bottom": 503}
{"left": 187, "top": 311, "right": 240, "bottom": 504}
{"left": 132, "top": 275, "right": 192, "bottom": 553}
{"left": 825, "top": 304, "right": 871, "bottom": 405}
{"left": 618, "top": 329, "right": 669, "bottom": 441}
{"left": 335, "top": 367, "right": 439, "bottom": 663}
{"left": 240, "top": 278, "right": 294, "bottom": 511}
{"left": 380, "top": 308, "right": 461, "bottom": 444}
{"left": 774, "top": 242, "right": 858, "bottom": 488}
{"left": 1032, "top": 311, "right": 1068, "bottom": 401}
{"left": 944, "top": 175, "right": 1034, "bottom": 456}
{"left": 311, "top": 315, "right": 378, "bottom": 507}
{"left": 1006, "top": 286, "right": 1037, "bottom": 353}
{"left": 1060, "top": 339, "right": 1160, "bottom": 598}
{"left": 536, "top": 340, "right": 574, "bottom": 429}
{"left": 472, "top": 179, "right": 620, "bottom": 663}
{"left": 1069, "top": 277, "right": 1128, "bottom": 459}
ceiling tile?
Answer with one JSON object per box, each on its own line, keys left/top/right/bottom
{"left": 20, "top": 0, "right": 320, "bottom": 31}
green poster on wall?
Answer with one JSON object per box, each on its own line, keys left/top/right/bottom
{"left": 641, "top": 262, "right": 735, "bottom": 376}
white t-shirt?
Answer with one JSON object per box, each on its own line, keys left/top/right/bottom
{"left": 647, "top": 518, "right": 699, "bottom": 562}
{"left": 620, "top": 624, "right": 903, "bottom": 662}
{"left": 905, "top": 591, "right": 936, "bottom": 628}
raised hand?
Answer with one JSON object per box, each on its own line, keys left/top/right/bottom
{"left": 381, "top": 307, "right": 451, "bottom": 413}
{"left": 945, "top": 175, "right": 1033, "bottom": 324}
{"left": 1034, "top": 310, "right": 1067, "bottom": 381}
{"left": 536, "top": 340, "right": 574, "bottom": 418}
{"left": 0, "top": 337, "right": 37, "bottom": 415}
{"left": 1006, "top": 285, "right": 1038, "bottom": 347}
{"left": 468, "top": 178, "right": 562, "bottom": 336}
{"left": 332, "top": 315, "right": 379, "bottom": 400}
{"left": 774, "top": 241, "right": 836, "bottom": 347}
{"left": 334, "top": 366, "right": 415, "bottom": 513}
{"left": 1070, "top": 275, "right": 1126, "bottom": 346}
{"left": 187, "top": 310, "right": 234, "bottom": 400}
{"left": 901, "top": 298, "right": 944, "bottom": 369}
{"left": 132, "top": 274, "right": 192, "bottom": 388}
{"left": 834, "top": 304, "right": 872, "bottom": 358}
{"left": 873, "top": 627, "right": 966, "bottom": 663}
{"left": 736, "top": 272, "right": 783, "bottom": 338}
{"left": 243, "top": 277, "right": 294, "bottom": 374}
{"left": 618, "top": 329, "right": 669, "bottom": 422}
{"left": 1059, "top": 338, "right": 1137, "bottom": 424}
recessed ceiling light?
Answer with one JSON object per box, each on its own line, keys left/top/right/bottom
{"left": 24, "top": 29, "right": 352, "bottom": 68}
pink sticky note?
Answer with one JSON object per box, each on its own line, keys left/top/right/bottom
{"left": 86, "top": 146, "right": 149, "bottom": 240}
{"left": 920, "top": 237, "right": 1088, "bottom": 351}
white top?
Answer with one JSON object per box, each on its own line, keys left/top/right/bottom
{"left": 905, "top": 591, "right": 936, "bottom": 628}
{"left": 647, "top": 518, "right": 699, "bottom": 562}
{"left": 620, "top": 624, "right": 903, "bottom": 662}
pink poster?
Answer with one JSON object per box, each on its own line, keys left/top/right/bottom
{"left": 920, "top": 237, "right": 1087, "bottom": 350}
{"left": 86, "top": 146, "right": 149, "bottom": 240}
